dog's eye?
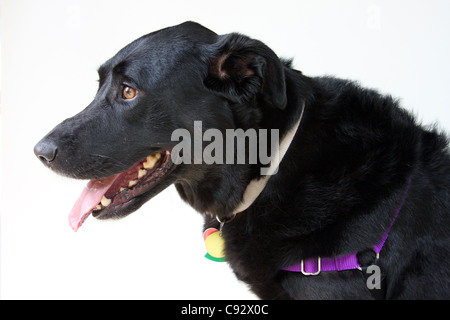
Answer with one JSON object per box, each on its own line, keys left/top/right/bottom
{"left": 122, "top": 86, "right": 136, "bottom": 100}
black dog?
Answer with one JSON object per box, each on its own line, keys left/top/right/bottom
{"left": 34, "top": 22, "right": 450, "bottom": 299}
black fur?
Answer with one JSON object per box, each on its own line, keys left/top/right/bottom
{"left": 34, "top": 22, "right": 450, "bottom": 299}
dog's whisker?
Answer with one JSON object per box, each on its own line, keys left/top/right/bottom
{"left": 89, "top": 153, "right": 129, "bottom": 168}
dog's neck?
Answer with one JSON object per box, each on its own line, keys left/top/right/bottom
{"left": 229, "top": 101, "right": 306, "bottom": 218}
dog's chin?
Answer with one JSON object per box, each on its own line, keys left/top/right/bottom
{"left": 91, "top": 151, "right": 178, "bottom": 220}
{"left": 69, "top": 150, "right": 178, "bottom": 230}
{"left": 94, "top": 176, "right": 178, "bottom": 222}
{"left": 92, "top": 176, "right": 177, "bottom": 220}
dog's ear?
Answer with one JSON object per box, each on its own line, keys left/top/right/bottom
{"left": 204, "top": 33, "right": 287, "bottom": 110}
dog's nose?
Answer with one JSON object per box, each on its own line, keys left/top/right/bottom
{"left": 34, "top": 139, "right": 58, "bottom": 164}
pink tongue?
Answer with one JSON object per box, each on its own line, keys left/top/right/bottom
{"left": 69, "top": 174, "right": 119, "bottom": 231}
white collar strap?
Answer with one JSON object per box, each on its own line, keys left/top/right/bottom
{"left": 229, "top": 101, "right": 306, "bottom": 217}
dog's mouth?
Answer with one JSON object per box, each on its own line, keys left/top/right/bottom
{"left": 69, "top": 150, "right": 176, "bottom": 231}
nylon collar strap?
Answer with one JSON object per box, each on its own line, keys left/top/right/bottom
{"left": 225, "top": 102, "right": 306, "bottom": 219}
{"left": 282, "top": 176, "right": 412, "bottom": 275}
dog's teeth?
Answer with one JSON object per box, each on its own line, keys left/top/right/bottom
{"left": 143, "top": 156, "right": 156, "bottom": 169}
{"left": 101, "top": 196, "right": 111, "bottom": 207}
{"left": 94, "top": 204, "right": 102, "bottom": 211}
{"left": 143, "top": 153, "right": 161, "bottom": 169}
{"left": 138, "top": 169, "right": 147, "bottom": 179}
{"left": 128, "top": 180, "right": 138, "bottom": 187}
{"left": 120, "top": 187, "right": 126, "bottom": 192}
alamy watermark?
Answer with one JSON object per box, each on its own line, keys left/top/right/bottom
{"left": 171, "top": 121, "right": 280, "bottom": 175}
{"left": 366, "top": 265, "right": 382, "bottom": 290}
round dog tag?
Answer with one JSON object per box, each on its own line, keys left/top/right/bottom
{"left": 203, "top": 228, "right": 226, "bottom": 262}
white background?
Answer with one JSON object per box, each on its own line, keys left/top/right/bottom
{"left": 1, "top": 0, "right": 449, "bottom": 299}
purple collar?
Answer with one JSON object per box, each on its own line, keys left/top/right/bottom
{"left": 282, "top": 176, "right": 412, "bottom": 275}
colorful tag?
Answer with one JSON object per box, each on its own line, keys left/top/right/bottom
{"left": 203, "top": 228, "right": 226, "bottom": 262}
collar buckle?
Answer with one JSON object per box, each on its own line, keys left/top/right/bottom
{"left": 301, "top": 257, "right": 321, "bottom": 276}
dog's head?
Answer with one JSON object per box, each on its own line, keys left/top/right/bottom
{"left": 34, "top": 21, "right": 288, "bottom": 230}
